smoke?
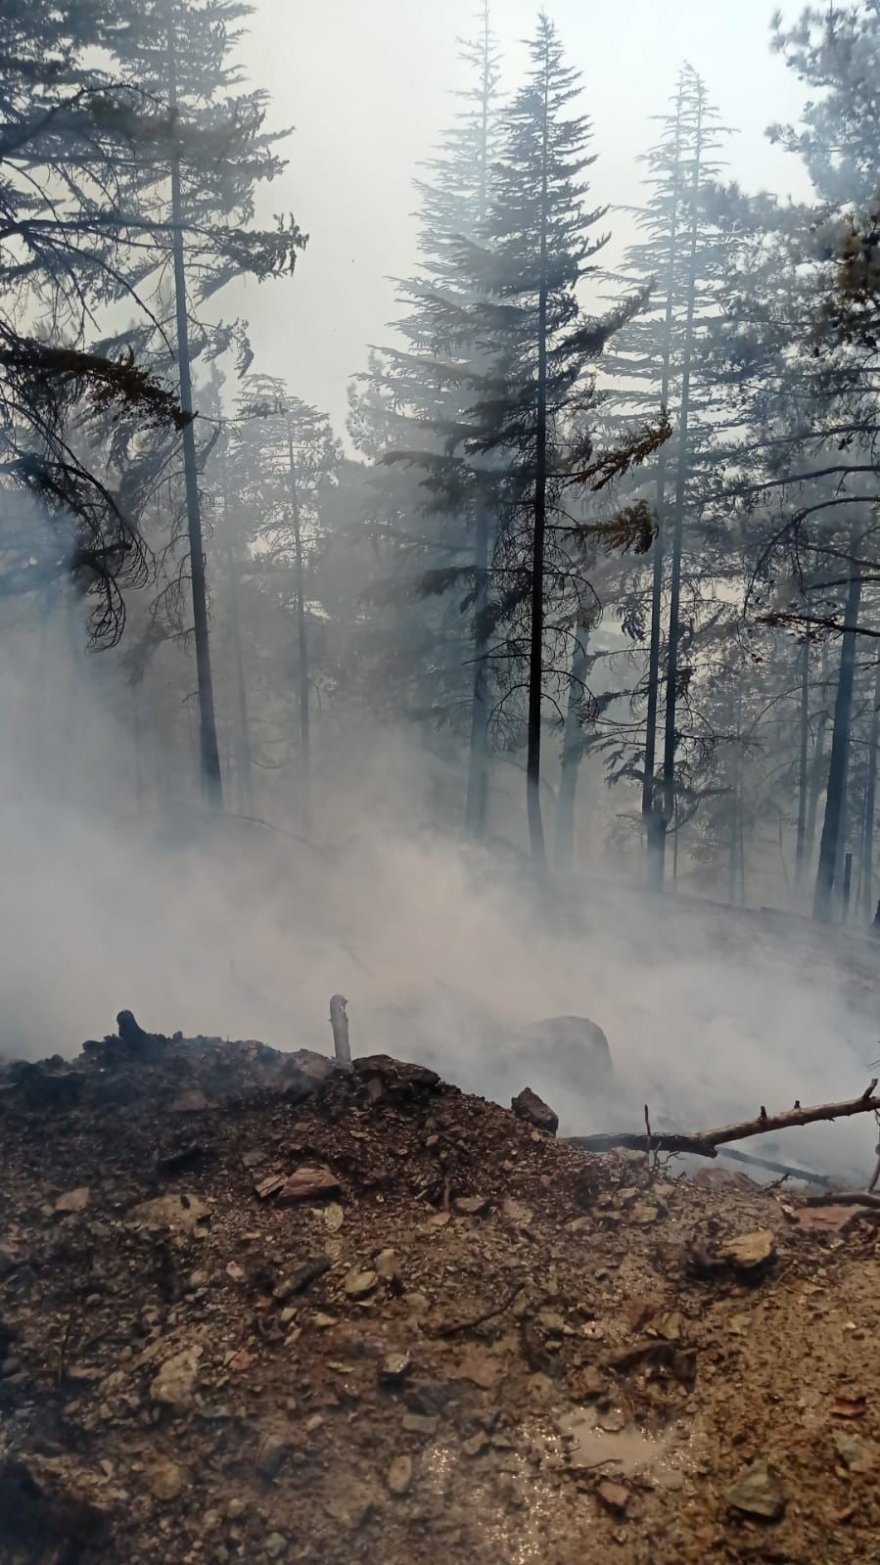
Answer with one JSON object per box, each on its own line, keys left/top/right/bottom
{"left": 0, "top": 601, "right": 877, "bottom": 1183}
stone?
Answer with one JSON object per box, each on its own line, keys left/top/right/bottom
{"left": 455, "top": 1196, "right": 490, "bottom": 1217}
{"left": 257, "top": 1434, "right": 291, "bottom": 1480}
{"left": 274, "top": 1258, "right": 331, "bottom": 1300}
{"left": 169, "top": 1089, "right": 212, "bottom": 1114}
{"left": 344, "top": 1269, "right": 378, "bottom": 1300}
{"left": 833, "top": 1432, "right": 876, "bottom": 1473}
{"left": 55, "top": 1187, "right": 90, "bottom": 1214}
{"left": 403, "top": 1413, "right": 439, "bottom": 1437}
{"left": 717, "top": 1231, "right": 776, "bottom": 1273}
{"left": 146, "top": 1459, "right": 186, "bottom": 1502}
{"left": 226, "top": 1499, "right": 247, "bottom": 1520}
{"left": 265, "top": 1532, "right": 288, "bottom": 1559}
{"left": 277, "top": 1166, "right": 340, "bottom": 1204}
{"left": 503, "top": 1198, "right": 534, "bottom": 1228}
{"left": 514, "top": 1015, "right": 614, "bottom": 1090}
{"left": 241, "top": 1150, "right": 266, "bottom": 1170}
{"left": 451, "top": 1351, "right": 505, "bottom": 1391}
{"left": 511, "top": 1087, "right": 559, "bottom": 1136}
{"left": 463, "top": 1433, "right": 490, "bottom": 1458}
{"left": 727, "top": 1460, "right": 785, "bottom": 1522}
{"left": 379, "top": 1352, "right": 412, "bottom": 1386}
{"left": 323, "top": 1483, "right": 375, "bottom": 1531}
{"left": 387, "top": 1455, "right": 413, "bottom": 1496}
{"left": 596, "top": 1479, "right": 629, "bottom": 1516}
{"left": 324, "top": 1203, "right": 345, "bottom": 1234}
{"left": 374, "top": 1248, "right": 399, "bottom": 1279}
{"left": 149, "top": 1345, "right": 202, "bottom": 1410}
{"left": 131, "top": 1194, "right": 210, "bottom": 1233}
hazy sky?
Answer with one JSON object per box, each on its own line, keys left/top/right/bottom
{"left": 228, "top": 0, "right": 811, "bottom": 433}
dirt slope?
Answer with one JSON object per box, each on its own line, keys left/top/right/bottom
{"left": 1, "top": 1026, "right": 879, "bottom": 1565}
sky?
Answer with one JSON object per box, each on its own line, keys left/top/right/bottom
{"left": 228, "top": 0, "right": 813, "bottom": 434}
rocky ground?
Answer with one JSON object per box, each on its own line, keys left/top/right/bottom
{"left": 2, "top": 1021, "right": 880, "bottom": 1565}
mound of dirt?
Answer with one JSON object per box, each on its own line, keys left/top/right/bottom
{"left": 2, "top": 1021, "right": 880, "bottom": 1564}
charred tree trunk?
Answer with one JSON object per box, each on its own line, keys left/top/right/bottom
{"left": 644, "top": 83, "right": 686, "bottom": 892}
{"left": 555, "top": 616, "right": 591, "bottom": 867}
{"left": 659, "top": 95, "right": 704, "bottom": 885}
{"left": 286, "top": 414, "right": 312, "bottom": 837}
{"left": 805, "top": 642, "right": 830, "bottom": 870}
{"left": 814, "top": 557, "right": 863, "bottom": 923}
{"left": 168, "top": 23, "right": 222, "bottom": 806}
{"left": 795, "top": 636, "right": 810, "bottom": 885}
{"left": 861, "top": 658, "right": 880, "bottom": 920}
{"left": 219, "top": 439, "right": 254, "bottom": 815}
{"left": 526, "top": 66, "right": 551, "bottom": 870}
{"left": 465, "top": 509, "right": 492, "bottom": 836}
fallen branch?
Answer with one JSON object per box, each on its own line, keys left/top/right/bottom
{"left": 717, "top": 1146, "right": 834, "bottom": 1187}
{"left": 567, "top": 1082, "right": 880, "bottom": 1161}
{"left": 431, "top": 1280, "right": 524, "bottom": 1340}
{"left": 802, "top": 1191, "right": 880, "bottom": 1211}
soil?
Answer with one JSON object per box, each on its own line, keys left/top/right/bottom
{"left": 2, "top": 1022, "right": 880, "bottom": 1565}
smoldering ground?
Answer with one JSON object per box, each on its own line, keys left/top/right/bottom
{"left": 0, "top": 612, "right": 876, "bottom": 1184}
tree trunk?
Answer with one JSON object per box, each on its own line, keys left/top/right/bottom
{"left": 220, "top": 439, "right": 254, "bottom": 815}
{"left": 555, "top": 616, "right": 591, "bottom": 867}
{"left": 814, "top": 559, "right": 863, "bottom": 923}
{"left": 285, "top": 415, "right": 312, "bottom": 836}
{"left": 659, "top": 94, "right": 705, "bottom": 884}
{"left": 168, "top": 23, "right": 222, "bottom": 806}
{"left": 465, "top": 509, "right": 491, "bottom": 836}
{"left": 526, "top": 59, "right": 551, "bottom": 869}
{"left": 795, "top": 636, "right": 810, "bottom": 884}
{"left": 861, "top": 657, "right": 880, "bottom": 919}
{"left": 805, "top": 642, "right": 830, "bottom": 869}
{"left": 644, "top": 81, "right": 685, "bottom": 892}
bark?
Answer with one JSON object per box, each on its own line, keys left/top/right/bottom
{"left": 795, "top": 637, "right": 810, "bottom": 884}
{"left": 659, "top": 96, "right": 705, "bottom": 883}
{"left": 168, "top": 25, "right": 222, "bottom": 806}
{"left": 465, "top": 509, "right": 491, "bottom": 835}
{"left": 643, "top": 84, "right": 685, "bottom": 892}
{"left": 286, "top": 414, "right": 312, "bottom": 837}
{"left": 860, "top": 656, "right": 880, "bottom": 919}
{"left": 555, "top": 616, "right": 591, "bottom": 867}
{"left": 220, "top": 441, "right": 254, "bottom": 815}
{"left": 814, "top": 554, "right": 863, "bottom": 923}
{"left": 526, "top": 59, "right": 550, "bottom": 869}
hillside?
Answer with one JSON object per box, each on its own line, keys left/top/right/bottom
{"left": 2, "top": 1022, "right": 880, "bottom": 1565}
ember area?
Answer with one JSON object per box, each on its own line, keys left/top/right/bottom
{"left": 2, "top": 1025, "right": 880, "bottom": 1565}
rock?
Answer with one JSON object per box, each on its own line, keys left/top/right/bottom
{"left": 374, "top": 1248, "right": 399, "bottom": 1279}
{"left": 403, "top": 1413, "right": 439, "bottom": 1437}
{"left": 450, "top": 1351, "right": 506, "bottom": 1391}
{"left": 226, "top": 1498, "right": 247, "bottom": 1520}
{"left": 833, "top": 1432, "right": 876, "bottom": 1472}
{"left": 257, "top": 1434, "right": 291, "bottom": 1480}
{"left": 273, "top": 1258, "right": 331, "bottom": 1301}
{"left": 55, "top": 1187, "right": 90, "bottom": 1214}
{"left": 503, "top": 1198, "right": 534, "bottom": 1228}
{"left": 596, "top": 1479, "right": 629, "bottom": 1516}
{"left": 131, "top": 1193, "right": 211, "bottom": 1233}
{"left": 455, "top": 1195, "right": 490, "bottom": 1217}
{"left": 265, "top": 1532, "right": 288, "bottom": 1559}
{"left": 277, "top": 1166, "right": 340, "bottom": 1204}
{"left": 324, "top": 1203, "right": 345, "bottom": 1234}
{"left": 727, "top": 1460, "right": 786, "bottom": 1522}
{"left": 146, "top": 1458, "right": 186, "bottom": 1502}
{"left": 344, "top": 1269, "right": 378, "bottom": 1300}
{"left": 149, "top": 1345, "right": 202, "bottom": 1410}
{"left": 514, "top": 1015, "right": 614, "bottom": 1092}
{"left": 226, "top": 1261, "right": 246, "bottom": 1283}
{"left": 718, "top": 1231, "right": 776, "bottom": 1273}
{"left": 512, "top": 1087, "right": 558, "bottom": 1136}
{"left": 241, "top": 1149, "right": 266, "bottom": 1169}
{"left": 255, "top": 1173, "right": 287, "bottom": 1201}
{"left": 169, "top": 1088, "right": 212, "bottom": 1113}
{"left": 323, "top": 1483, "right": 375, "bottom": 1531}
{"left": 387, "top": 1455, "right": 413, "bottom": 1496}
{"left": 655, "top": 1311, "right": 683, "bottom": 1342}
{"left": 463, "top": 1433, "right": 490, "bottom": 1458}
{"left": 379, "top": 1353, "right": 412, "bottom": 1387}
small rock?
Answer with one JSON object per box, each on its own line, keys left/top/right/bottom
{"left": 727, "top": 1460, "right": 786, "bottom": 1522}
{"left": 833, "top": 1431, "right": 876, "bottom": 1473}
{"left": 241, "top": 1149, "right": 266, "bottom": 1169}
{"left": 323, "top": 1485, "right": 375, "bottom": 1531}
{"left": 274, "top": 1258, "right": 331, "bottom": 1301}
{"left": 463, "top": 1433, "right": 490, "bottom": 1458}
{"left": 277, "top": 1165, "right": 340, "bottom": 1204}
{"left": 718, "top": 1231, "right": 776, "bottom": 1273}
{"left": 344, "top": 1269, "right": 378, "bottom": 1300}
{"left": 226, "top": 1499, "right": 247, "bottom": 1520}
{"left": 374, "top": 1248, "right": 399, "bottom": 1279}
{"left": 55, "top": 1187, "right": 90, "bottom": 1215}
{"left": 596, "top": 1479, "right": 629, "bottom": 1516}
{"left": 131, "top": 1193, "right": 210, "bottom": 1233}
{"left": 379, "top": 1353, "right": 412, "bottom": 1386}
{"left": 149, "top": 1346, "right": 202, "bottom": 1410}
{"left": 257, "top": 1434, "right": 291, "bottom": 1480}
{"left": 503, "top": 1198, "right": 534, "bottom": 1228}
{"left": 511, "top": 1087, "right": 559, "bottom": 1136}
{"left": 655, "top": 1311, "right": 683, "bottom": 1343}
{"left": 451, "top": 1351, "right": 505, "bottom": 1391}
{"left": 387, "top": 1455, "right": 413, "bottom": 1496}
{"left": 324, "top": 1203, "right": 345, "bottom": 1234}
{"left": 265, "top": 1533, "right": 288, "bottom": 1560}
{"left": 146, "top": 1458, "right": 187, "bottom": 1501}
{"left": 169, "top": 1088, "right": 212, "bottom": 1114}
{"left": 403, "top": 1413, "right": 439, "bottom": 1437}
{"left": 226, "top": 1261, "right": 246, "bottom": 1283}
{"left": 455, "top": 1196, "right": 490, "bottom": 1217}
{"left": 538, "top": 1310, "right": 567, "bottom": 1337}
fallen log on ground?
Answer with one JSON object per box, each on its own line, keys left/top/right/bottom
{"left": 567, "top": 1080, "right": 880, "bottom": 1161}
